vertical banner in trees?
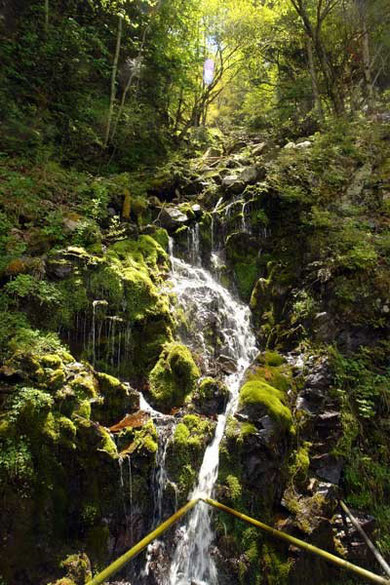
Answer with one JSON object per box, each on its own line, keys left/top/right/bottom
{"left": 203, "top": 58, "right": 215, "bottom": 86}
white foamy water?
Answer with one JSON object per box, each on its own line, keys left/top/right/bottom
{"left": 168, "top": 243, "right": 257, "bottom": 585}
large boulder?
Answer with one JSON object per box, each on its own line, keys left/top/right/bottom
{"left": 222, "top": 174, "right": 245, "bottom": 194}
{"left": 159, "top": 207, "right": 189, "bottom": 231}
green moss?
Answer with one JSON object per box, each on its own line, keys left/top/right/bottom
{"left": 263, "top": 351, "right": 286, "bottom": 367}
{"left": 47, "top": 368, "right": 66, "bottom": 391}
{"left": 122, "top": 265, "right": 158, "bottom": 319}
{"left": 89, "top": 264, "right": 123, "bottom": 308}
{"left": 262, "top": 543, "right": 292, "bottom": 585}
{"left": 197, "top": 377, "right": 229, "bottom": 401}
{"left": 43, "top": 413, "right": 77, "bottom": 448}
{"left": 288, "top": 442, "right": 311, "bottom": 487}
{"left": 149, "top": 342, "right": 200, "bottom": 411}
{"left": 40, "top": 354, "right": 63, "bottom": 369}
{"left": 239, "top": 379, "right": 292, "bottom": 431}
{"left": 60, "top": 553, "right": 92, "bottom": 585}
{"left": 167, "top": 414, "right": 214, "bottom": 500}
{"left": 96, "top": 371, "right": 122, "bottom": 393}
{"left": 108, "top": 234, "right": 167, "bottom": 271}
{"left": 73, "top": 400, "right": 91, "bottom": 420}
{"left": 240, "top": 422, "right": 257, "bottom": 439}
{"left": 234, "top": 261, "right": 259, "bottom": 300}
{"left": 70, "top": 374, "right": 98, "bottom": 398}
{"left": 97, "top": 427, "right": 118, "bottom": 459}
{"left": 245, "top": 353, "right": 293, "bottom": 394}
{"left": 150, "top": 227, "right": 169, "bottom": 251}
{"left": 133, "top": 419, "right": 158, "bottom": 454}
{"left": 226, "top": 474, "right": 242, "bottom": 501}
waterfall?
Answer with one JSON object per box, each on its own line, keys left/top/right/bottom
{"left": 167, "top": 240, "right": 257, "bottom": 585}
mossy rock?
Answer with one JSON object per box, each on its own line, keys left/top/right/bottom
{"left": 244, "top": 351, "right": 292, "bottom": 393}
{"left": 225, "top": 232, "right": 260, "bottom": 301}
{"left": 93, "top": 372, "right": 139, "bottom": 426}
{"left": 47, "top": 368, "right": 66, "bottom": 391}
{"left": 97, "top": 426, "right": 118, "bottom": 459}
{"left": 167, "top": 414, "right": 214, "bottom": 500}
{"left": 42, "top": 412, "right": 77, "bottom": 448}
{"left": 70, "top": 374, "right": 98, "bottom": 399}
{"left": 239, "top": 379, "right": 292, "bottom": 432}
{"left": 148, "top": 342, "right": 200, "bottom": 412}
{"left": 41, "top": 354, "right": 64, "bottom": 369}
{"left": 192, "top": 377, "right": 229, "bottom": 415}
{"left": 60, "top": 553, "right": 92, "bottom": 585}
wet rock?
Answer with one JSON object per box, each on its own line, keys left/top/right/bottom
{"left": 217, "top": 354, "right": 237, "bottom": 374}
{"left": 252, "top": 142, "right": 267, "bottom": 156}
{"left": 193, "top": 377, "right": 229, "bottom": 416}
{"left": 313, "top": 311, "right": 335, "bottom": 342}
{"left": 305, "top": 360, "right": 332, "bottom": 389}
{"left": 159, "top": 207, "right": 189, "bottom": 230}
{"left": 239, "top": 166, "right": 259, "bottom": 184}
{"left": 222, "top": 174, "right": 245, "bottom": 194}
{"left": 191, "top": 204, "right": 202, "bottom": 217}
{"left": 227, "top": 139, "right": 247, "bottom": 154}
{"left": 258, "top": 414, "right": 278, "bottom": 443}
{"left": 182, "top": 178, "right": 209, "bottom": 196}
{"left": 311, "top": 453, "right": 343, "bottom": 484}
{"left": 333, "top": 511, "right": 377, "bottom": 563}
{"left": 46, "top": 258, "right": 74, "bottom": 279}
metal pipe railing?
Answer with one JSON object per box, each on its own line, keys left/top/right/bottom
{"left": 86, "top": 497, "right": 390, "bottom": 585}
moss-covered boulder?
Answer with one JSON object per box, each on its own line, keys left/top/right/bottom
{"left": 167, "top": 414, "right": 215, "bottom": 502}
{"left": 192, "top": 376, "right": 229, "bottom": 415}
{"left": 93, "top": 372, "right": 139, "bottom": 427}
{"left": 239, "top": 379, "right": 292, "bottom": 432}
{"left": 148, "top": 342, "right": 200, "bottom": 412}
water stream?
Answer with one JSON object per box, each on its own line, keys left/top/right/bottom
{"left": 167, "top": 241, "right": 257, "bottom": 585}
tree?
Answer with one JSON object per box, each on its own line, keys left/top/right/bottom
{"left": 288, "top": 0, "right": 345, "bottom": 115}
{"left": 104, "top": 13, "right": 123, "bottom": 147}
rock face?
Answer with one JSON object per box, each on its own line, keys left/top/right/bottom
{"left": 1, "top": 121, "right": 389, "bottom": 585}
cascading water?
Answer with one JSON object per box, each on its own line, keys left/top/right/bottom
{"left": 167, "top": 241, "right": 258, "bottom": 585}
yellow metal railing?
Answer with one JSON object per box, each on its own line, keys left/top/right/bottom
{"left": 86, "top": 497, "right": 390, "bottom": 585}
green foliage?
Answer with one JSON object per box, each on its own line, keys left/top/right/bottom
{"left": 5, "top": 275, "right": 62, "bottom": 306}
{"left": 7, "top": 387, "right": 54, "bottom": 423}
{"left": 0, "top": 437, "right": 35, "bottom": 490}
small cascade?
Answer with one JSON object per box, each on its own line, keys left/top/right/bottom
{"left": 167, "top": 240, "right": 257, "bottom": 585}
{"left": 118, "top": 453, "right": 135, "bottom": 549}
{"left": 241, "top": 200, "right": 249, "bottom": 233}
{"left": 188, "top": 223, "right": 201, "bottom": 265}
{"left": 128, "top": 456, "right": 134, "bottom": 545}
{"left": 91, "top": 300, "right": 107, "bottom": 366}
{"left": 211, "top": 196, "right": 223, "bottom": 252}
{"left": 141, "top": 405, "right": 177, "bottom": 583}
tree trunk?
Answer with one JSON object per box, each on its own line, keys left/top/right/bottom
{"left": 358, "top": 1, "right": 374, "bottom": 109}
{"left": 44, "top": 0, "right": 49, "bottom": 34}
{"left": 174, "top": 87, "right": 184, "bottom": 133}
{"left": 104, "top": 14, "right": 123, "bottom": 148}
{"left": 290, "top": 0, "right": 344, "bottom": 115}
{"left": 306, "top": 37, "right": 324, "bottom": 120}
